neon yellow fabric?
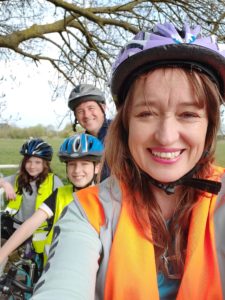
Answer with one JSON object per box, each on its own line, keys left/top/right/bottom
{"left": 6, "top": 173, "right": 54, "bottom": 253}
{"left": 43, "top": 185, "right": 74, "bottom": 265}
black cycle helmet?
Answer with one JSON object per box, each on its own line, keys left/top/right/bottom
{"left": 20, "top": 138, "right": 53, "bottom": 161}
{"left": 68, "top": 84, "right": 105, "bottom": 111}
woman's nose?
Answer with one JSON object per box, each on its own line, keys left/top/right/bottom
{"left": 154, "top": 116, "right": 179, "bottom": 145}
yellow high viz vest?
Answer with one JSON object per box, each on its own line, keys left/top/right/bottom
{"left": 5, "top": 173, "right": 54, "bottom": 253}
{"left": 75, "top": 165, "right": 225, "bottom": 300}
{"left": 43, "top": 185, "right": 74, "bottom": 265}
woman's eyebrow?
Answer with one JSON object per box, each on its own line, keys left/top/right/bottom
{"left": 132, "top": 100, "right": 155, "bottom": 108}
{"left": 178, "top": 101, "right": 204, "bottom": 108}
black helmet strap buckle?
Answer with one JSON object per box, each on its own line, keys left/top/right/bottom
{"left": 143, "top": 151, "right": 222, "bottom": 195}
{"left": 145, "top": 173, "right": 221, "bottom": 195}
{"left": 180, "top": 178, "right": 221, "bottom": 194}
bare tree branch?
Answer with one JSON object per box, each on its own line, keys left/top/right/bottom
{"left": 0, "top": 0, "right": 224, "bottom": 88}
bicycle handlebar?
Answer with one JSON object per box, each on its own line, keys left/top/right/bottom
{"left": 0, "top": 266, "right": 33, "bottom": 294}
{"left": 11, "top": 278, "right": 33, "bottom": 293}
{"left": 0, "top": 211, "right": 23, "bottom": 225}
{"left": 0, "top": 279, "right": 33, "bottom": 295}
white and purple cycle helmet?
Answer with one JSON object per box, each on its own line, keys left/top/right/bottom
{"left": 111, "top": 22, "right": 225, "bottom": 195}
{"left": 111, "top": 22, "right": 225, "bottom": 108}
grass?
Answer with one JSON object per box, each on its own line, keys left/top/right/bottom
{"left": 215, "top": 139, "right": 225, "bottom": 167}
{"left": 0, "top": 138, "right": 67, "bottom": 182}
{"left": 0, "top": 138, "right": 225, "bottom": 182}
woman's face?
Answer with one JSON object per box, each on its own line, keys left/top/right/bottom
{"left": 25, "top": 156, "right": 44, "bottom": 178}
{"left": 128, "top": 68, "right": 208, "bottom": 183}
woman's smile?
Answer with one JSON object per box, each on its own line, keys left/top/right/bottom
{"left": 128, "top": 68, "right": 208, "bottom": 183}
{"left": 149, "top": 148, "right": 183, "bottom": 164}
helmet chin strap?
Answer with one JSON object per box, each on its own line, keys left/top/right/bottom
{"left": 72, "top": 118, "right": 78, "bottom": 132}
{"left": 143, "top": 152, "right": 221, "bottom": 195}
{"left": 145, "top": 173, "right": 221, "bottom": 195}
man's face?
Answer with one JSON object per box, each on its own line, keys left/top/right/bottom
{"left": 74, "top": 101, "right": 105, "bottom": 136}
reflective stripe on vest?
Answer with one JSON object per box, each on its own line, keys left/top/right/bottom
{"left": 5, "top": 173, "right": 54, "bottom": 253}
{"left": 32, "top": 232, "right": 49, "bottom": 241}
{"left": 43, "top": 185, "right": 74, "bottom": 265}
{"left": 75, "top": 166, "right": 225, "bottom": 300}
{"left": 4, "top": 207, "right": 17, "bottom": 215}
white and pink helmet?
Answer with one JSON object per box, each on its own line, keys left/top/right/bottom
{"left": 111, "top": 22, "right": 225, "bottom": 108}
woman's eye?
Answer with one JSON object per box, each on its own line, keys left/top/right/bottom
{"left": 137, "top": 111, "right": 154, "bottom": 118}
{"left": 180, "top": 111, "right": 199, "bottom": 118}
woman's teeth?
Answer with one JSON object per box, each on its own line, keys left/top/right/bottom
{"left": 152, "top": 151, "right": 180, "bottom": 159}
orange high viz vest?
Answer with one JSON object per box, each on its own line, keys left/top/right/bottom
{"left": 75, "top": 165, "right": 225, "bottom": 300}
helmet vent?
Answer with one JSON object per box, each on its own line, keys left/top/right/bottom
{"left": 73, "top": 136, "right": 81, "bottom": 152}
{"left": 88, "top": 140, "right": 93, "bottom": 150}
{"left": 74, "top": 85, "right": 80, "bottom": 93}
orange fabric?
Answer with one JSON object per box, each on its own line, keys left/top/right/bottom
{"left": 76, "top": 166, "right": 225, "bottom": 300}
{"left": 104, "top": 198, "right": 159, "bottom": 300}
{"left": 76, "top": 185, "right": 105, "bottom": 234}
{"left": 176, "top": 193, "right": 223, "bottom": 300}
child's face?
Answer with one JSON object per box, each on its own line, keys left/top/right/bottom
{"left": 25, "top": 157, "right": 44, "bottom": 178}
{"left": 67, "top": 159, "right": 99, "bottom": 188}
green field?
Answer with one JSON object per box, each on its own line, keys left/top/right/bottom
{"left": 0, "top": 138, "right": 224, "bottom": 181}
{"left": 215, "top": 140, "right": 225, "bottom": 167}
{"left": 0, "top": 138, "right": 67, "bottom": 182}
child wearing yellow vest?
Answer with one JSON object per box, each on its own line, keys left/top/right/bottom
{"left": 0, "top": 133, "right": 103, "bottom": 268}
{"left": 0, "top": 138, "right": 63, "bottom": 255}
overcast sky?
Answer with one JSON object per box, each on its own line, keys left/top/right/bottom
{"left": 1, "top": 59, "right": 116, "bottom": 130}
{"left": 1, "top": 59, "right": 224, "bottom": 133}
{"left": 1, "top": 60, "right": 71, "bottom": 129}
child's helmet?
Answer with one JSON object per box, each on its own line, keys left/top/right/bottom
{"left": 68, "top": 84, "right": 105, "bottom": 111}
{"left": 58, "top": 133, "right": 104, "bottom": 162}
{"left": 20, "top": 138, "right": 53, "bottom": 161}
{"left": 111, "top": 22, "right": 225, "bottom": 108}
